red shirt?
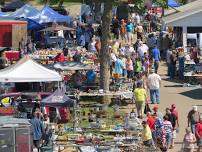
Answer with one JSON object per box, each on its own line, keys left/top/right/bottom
{"left": 147, "top": 115, "right": 155, "bottom": 131}
{"left": 55, "top": 53, "right": 65, "bottom": 62}
{"left": 195, "top": 122, "right": 202, "bottom": 139}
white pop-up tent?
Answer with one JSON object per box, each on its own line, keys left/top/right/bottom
{"left": 0, "top": 56, "right": 62, "bottom": 82}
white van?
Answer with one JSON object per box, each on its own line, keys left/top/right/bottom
{"left": 187, "top": 33, "right": 202, "bottom": 49}
{"left": 187, "top": 33, "right": 197, "bottom": 46}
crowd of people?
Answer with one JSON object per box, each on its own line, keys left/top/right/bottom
{"left": 8, "top": 8, "right": 200, "bottom": 152}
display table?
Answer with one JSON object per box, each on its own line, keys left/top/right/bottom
{"left": 5, "top": 51, "right": 20, "bottom": 61}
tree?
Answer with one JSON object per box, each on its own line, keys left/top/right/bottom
{"left": 99, "top": 1, "right": 113, "bottom": 92}
{"left": 130, "top": 0, "right": 145, "bottom": 15}
{"left": 36, "top": 0, "right": 125, "bottom": 96}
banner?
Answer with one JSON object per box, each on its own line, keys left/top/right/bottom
{"left": 0, "top": 107, "right": 16, "bottom": 115}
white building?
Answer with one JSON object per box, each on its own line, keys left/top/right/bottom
{"left": 163, "top": 0, "right": 202, "bottom": 50}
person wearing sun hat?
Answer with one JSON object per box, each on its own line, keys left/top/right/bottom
{"left": 187, "top": 106, "right": 200, "bottom": 134}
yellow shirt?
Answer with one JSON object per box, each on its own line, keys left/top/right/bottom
{"left": 142, "top": 125, "right": 152, "bottom": 141}
{"left": 134, "top": 88, "right": 146, "bottom": 102}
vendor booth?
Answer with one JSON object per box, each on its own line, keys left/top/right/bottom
{"left": 30, "top": 6, "right": 72, "bottom": 24}
{"left": 0, "top": 116, "right": 32, "bottom": 152}
{"left": 0, "top": 56, "right": 62, "bottom": 82}
{"left": 41, "top": 88, "right": 75, "bottom": 123}
{"left": 0, "top": 20, "right": 27, "bottom": 48}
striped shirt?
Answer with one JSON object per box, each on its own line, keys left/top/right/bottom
{"left": 163, "top": 120, "right": 173, "bottom": 134}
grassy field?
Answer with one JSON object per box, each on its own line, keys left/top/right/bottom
{"left": 65, "top": 100, "right": 126, "bottom": 129}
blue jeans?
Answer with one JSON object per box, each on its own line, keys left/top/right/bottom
{"left": 178, "top": 67, "right": 184, "bottom": 80}
{"left": 167, "top": 63, "right": 171, "bottom": 76}
{"left": 191, "top": 123, "right": 196, "bottom": 134}
{"left": 150, "top": 89, "right": 160, "bottom": 104}
{"left": 170, "top": 64, "right": 176, "bottom": 79}
{"left": 165, "top": 133, "right": 172, "bottom": 146}
{"left": 154, "top": 61, "right": 159, "bottom": 73}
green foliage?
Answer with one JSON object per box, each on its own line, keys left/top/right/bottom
{"left": 152, "top": 0, "right": 167, "bottom": 8}
{"left": 130, "top": 0, "right": 146, "bottom": 14}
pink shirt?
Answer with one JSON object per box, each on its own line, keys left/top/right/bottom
{"left": 126, "top": 59, "right": 133, "bottom": 71}
{"left": 184, "top": 133, "right": 196, "bottom": 149}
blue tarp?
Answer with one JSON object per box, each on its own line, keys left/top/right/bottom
{"left": 0, "top": 12, "right": 7, "bottom": 16}
{"left": 16, "top": 18, "right": 44, "bottom": 30}
{"left": 31, "top": 6, "right": 72, "bottom": 24}
{"left": 168, "top": 0, "right": 181, "bottom": 7}
{"left": 9, "top": 4, "right": 40, "bottom": 18}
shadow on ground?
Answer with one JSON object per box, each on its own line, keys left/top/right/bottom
{"left": 163, "top": 78, "right": 184, "bottom": 84}
{"left": 180, "top": 88, "right": 202, "bottom": 100}
{"left": 164, "top": 85, "right": 183, "bottom": 87}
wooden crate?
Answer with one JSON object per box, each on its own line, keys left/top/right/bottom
{"left": 12, "top": 23, "right": 27, "bottom": 48}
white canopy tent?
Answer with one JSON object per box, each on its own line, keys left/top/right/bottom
{"left": 0, "top": 56, "right": 62, "bottom": 82}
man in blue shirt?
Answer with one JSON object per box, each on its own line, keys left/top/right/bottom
{"left": 115, "top": 56, "right": 123, "bottom": 78}
{"left": 86, "top": 69, "right": 96, "bottom": 85}
{"left": 152, "top": 46, "right": 160, "bottom": 73}
{"left": 126, "top": 20, "right": 134, "bottom": 44}
{"left": 30, "top": 112, "right": 44, "bottom": 151}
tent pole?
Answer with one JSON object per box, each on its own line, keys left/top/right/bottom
{"left": 57, "top": 81, "right": 60, "bottom": 89}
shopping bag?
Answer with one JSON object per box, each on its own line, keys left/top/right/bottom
{"left": 144, "top": 103, "right": 151, "bottom": 114}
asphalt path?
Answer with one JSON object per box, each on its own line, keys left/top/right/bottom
{"left": 155, "top": 62, "right": 202, "bottom": 152}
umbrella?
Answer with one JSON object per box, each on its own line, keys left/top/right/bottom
{"left": 40, "top": 25, "right": 75, "bottom": 32}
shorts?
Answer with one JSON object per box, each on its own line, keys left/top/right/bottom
{"left": 143, "top": 139, "right": 153, "bottom": 146}
{"left": 127, "top": 32, "right": 133, "bottom": 40}
{"left": 165, "top": 133, "right": 172, "bottom": 145}
{"left": 135, "top": 101, "right": 144, "bottom": 114}
{"left": 172, "top": 130, "right": 177, "bottom": 139}
{"left": 197, "top": 138, "right": 202, "bottom": 146}
{"left": 127, "top": 70, "right": 133, "bottom": 79}
{"left": 122, "top": 69, "right": 127, "bottom": 77}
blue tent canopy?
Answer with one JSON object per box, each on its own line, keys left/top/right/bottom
{"left": 0, "top": 12, "right": 7, "bottom": 16}
{"left": 16, "top": 18, "right": 44, "bottom": 30}
{"left": 31, "top": 6, "right": 72, "bottom": 24}
{"left": 9, "top": 4, "right": 40, "bottom": 18}
{"left": 168, "top": 0, "right": 181, "bottom": 7}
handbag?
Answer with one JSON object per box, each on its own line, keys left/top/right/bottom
{"left": 144, "top": 103, "right": 151, "bottom": 114}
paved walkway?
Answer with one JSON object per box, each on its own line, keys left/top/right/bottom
{"left": 156, "top": 62, "right": 202, "bottom": 152}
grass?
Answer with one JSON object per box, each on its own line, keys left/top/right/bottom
{"left": 65, "top": 105, "right": 126, "bottom": 129}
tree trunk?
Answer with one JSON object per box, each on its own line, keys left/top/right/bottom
{"left": 100, "top": 2, "right": 112, "bottom": 92}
